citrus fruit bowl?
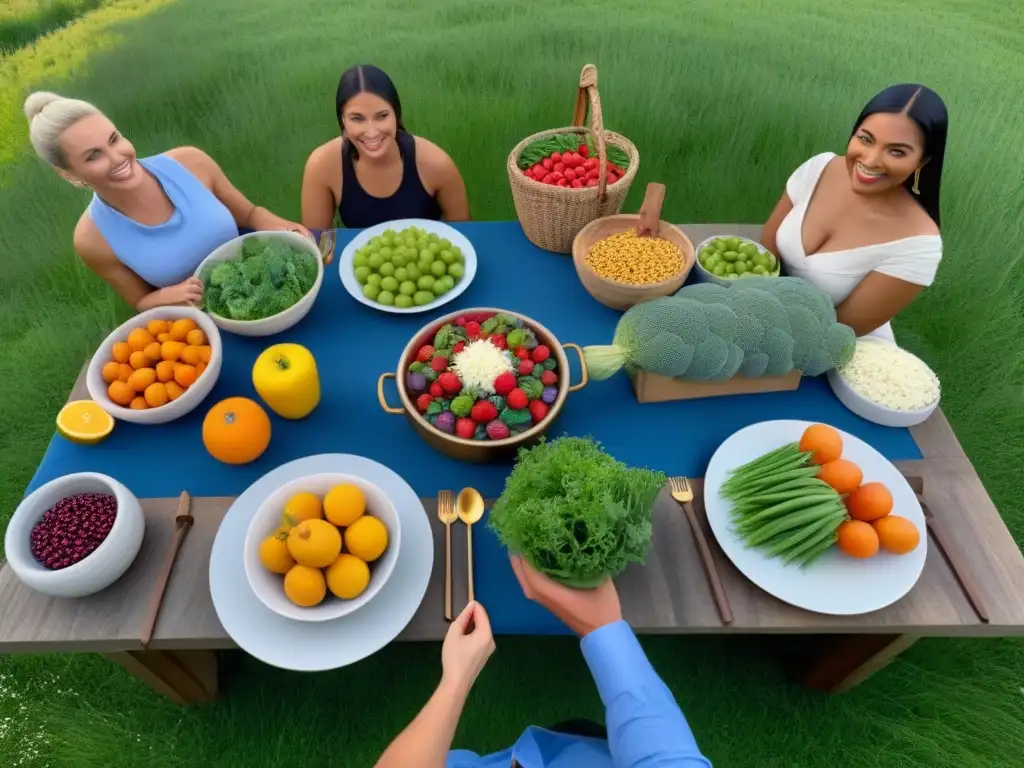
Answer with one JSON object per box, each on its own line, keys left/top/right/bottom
{"left": 4, "top": 472, "right": 145, "bottom": 598}
{"left": 85, "top": 306, "right": 223, "bottom": 425}
{"left": 243, "top": 472, "right": 401, "bottom": 623}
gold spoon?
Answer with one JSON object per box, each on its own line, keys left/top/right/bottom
{"left": 456, "top": 487, "right": 485, "bottom": 603}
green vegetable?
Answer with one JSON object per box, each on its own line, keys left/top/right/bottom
{"left": 518, "top": 376, "right": 544, "bottom": 400}
{"left": 450, "top": 394, "right": 474, "bottom": 418}
{"left": 507, "top": 328, "right": 527, "bottom": 348}
{"left": 487, "top": 395, "right": 505, "bottom": 411}
{"left": 200, "top": 236, "right": 318, "bottom": 321}
{"left": 500, "top": 407, "right": 531, "bottom": 426}
{"left": 582, "top": 277, "right": 856, "bottom": 381}
{"left": 488, "top": 437, "right": 665, "bottom": 588}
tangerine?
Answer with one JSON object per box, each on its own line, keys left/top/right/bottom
{"left": 144, "top": 382, "right": 169, "bottom": 407}
{"left": 202, "top": 397, "right": 271, "bottom": 464}
{"left": 143, "top": 341, "right": 162, "bottom": 363}
{"left": 324, "top": 484, "right": 365, "bottom": 527}
{"left": 112, "top": 341, "right": 131, "bottom": 363}
{"left": 170, "top": 318, "right": 197, "bottom": 342}
{"left": 846, "top": 482, "right": 894, "bottom": 522}
{"left": 173, "top": 363, "right": 197, "bottom": 388}
{"left": 126, "top": 327, "right": 154, "bottom": 352}
{"left": 165, "top": 381, "right": 186, "bottom": 401}
{"left": 873, "top": 516, "right": 920, "bottom": 554}
{"left": 798, "top": 423, "right": 843, "bottom": 465}
{"left": 161, "top": 341, "right": 186, "bottom": 362}
{"left": 128, "top": 367, "right": 157, "bottom": 393}
{"left": 129, "top": 350, "right": 149, "bottom": 370}
{"left": 817, "top": 459, "right": 863, "bottom": 495}
{"left": 147, "top": 319, "right": 170, "bottom": 337}
{"left": 155, "top": 360, "right": 175, "bottom": 383}
{"left": 107, "top": 380, "right": 135, "bottom": 406}
{"left": 130, "top": 396, "right": 148, "bottom": 410}
{"left": 180, "top": 345, "right": 201, "bottom": 365}
{"left": 283, "top": 565, "right": 327, "bottom": 607}
{"left": 326, "top": 554, "right": 370, "bottom": 600}
{"left": 101, "top": 361, "right": 121, "bottom": 383}
{"left": 287, "top": 519, "right": 342, "bottom": 568}
{"left": 117, "top": 363, "right": 134, "bottom": 383}
{"left": 836, "top": 520, "right": 879, "bottom": 558}
{"left": 186, "top": 328, "right": 207, "bottom": 346}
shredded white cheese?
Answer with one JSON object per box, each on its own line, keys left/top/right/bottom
{"left": 838, "top": 339, "right": 940, "bottom": 411}
{"left": 451, "top": 340, "right": 514, "bottom": 394}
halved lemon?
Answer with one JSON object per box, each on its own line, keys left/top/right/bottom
{"left": 56, "top": 400, "right": 115, "bottom": 445}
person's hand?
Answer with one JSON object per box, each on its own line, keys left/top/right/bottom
{"left": 156, "top": 277, "right": 203, "bottom": 306}
{"left": 250, "top": 207, "right": 314, "bottom": 242}
{"left": 510, "top": 555, "right": 623, "bottom": 637}
{"left": 441, "top": 601, "right": 495, "bottom": 692}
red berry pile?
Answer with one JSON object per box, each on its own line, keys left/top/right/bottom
{"left": 522, "top": 144, "right": 625, "bottom": 189}
{"left": 30, "top": 493, "right": 117, "bottom": 570}
{"left": 404, "top": 312, "right": 561, "bottom": 441}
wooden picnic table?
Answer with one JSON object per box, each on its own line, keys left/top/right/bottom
{"left": 2, "top": 224, "right": 1023, "bottom": 706}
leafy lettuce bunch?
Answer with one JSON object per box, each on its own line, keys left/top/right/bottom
{"left": 489, "top": 436, "right": 665, "bottom": 588}
{"left": 200, "top": 237, "right": 318, "bottom": 321}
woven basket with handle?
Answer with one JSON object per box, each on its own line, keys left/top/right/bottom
{"left": 507, "top": 64, "right": 640, "bottom": 254}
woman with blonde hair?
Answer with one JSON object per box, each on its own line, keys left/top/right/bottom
{"left": 25, "top": 92, "right": 310, "bottom": 311}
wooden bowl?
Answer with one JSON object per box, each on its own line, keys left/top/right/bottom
{"left": 572, "top": 215, "right": 695, "bottom": 310}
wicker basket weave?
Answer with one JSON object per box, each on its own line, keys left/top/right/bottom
{"left": 507, "top": 65, "right": 640, "bottom": 254}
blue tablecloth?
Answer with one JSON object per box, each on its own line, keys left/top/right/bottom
{"left": 28, "top": 221, "right": 922, "bottom": 635}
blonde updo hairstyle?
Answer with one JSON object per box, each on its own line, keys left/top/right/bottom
{"left": 24, "top": 91, "right": 101, "bottom": 169}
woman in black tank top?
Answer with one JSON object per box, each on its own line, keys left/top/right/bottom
{"left": 301, "top": 65, "right": 470, "bottom": 230}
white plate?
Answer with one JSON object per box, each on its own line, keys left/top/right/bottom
{"left": 704, "top": 420, "right": 926, "bottom": 616}
{"left": 209, "top": 454, "right": 432, "bottom": 671}
{"left": 338, "top": 218, "right": 477, "bottom": 314}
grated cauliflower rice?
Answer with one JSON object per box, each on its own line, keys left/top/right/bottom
{"left": 838, "top": 339, "right": 940, "bottom": 411}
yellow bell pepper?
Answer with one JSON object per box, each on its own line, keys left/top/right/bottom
{"left": 252, "top": 343, "right": 320, "bottom": 419}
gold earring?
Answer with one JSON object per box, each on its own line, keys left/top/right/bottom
{"left": 911, "top": 166, "right": 922, "bottom": 195}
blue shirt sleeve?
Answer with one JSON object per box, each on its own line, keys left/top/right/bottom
{"left": 581, "top": 621, "right": 712, "bottom": 767}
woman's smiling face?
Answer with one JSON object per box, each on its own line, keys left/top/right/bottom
{"left": 58, "top": 113, "right": 143, "bottom": 192}
{"left": 845, "top": 112, "right": 926, "bottom": 195}
{"left": 342, "top": 91, "right": 398, "bottom": 159}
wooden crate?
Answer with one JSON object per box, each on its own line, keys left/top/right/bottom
{"left": 630, "top": 369, "right": 802, "bottom": 403}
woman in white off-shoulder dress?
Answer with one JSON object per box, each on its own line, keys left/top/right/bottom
{"left": 761, "top": 84, "right": 948, "bottom": 343}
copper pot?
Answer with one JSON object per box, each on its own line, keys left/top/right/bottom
{"left": 376, "top": 307, "right": 588, "bottom": 463}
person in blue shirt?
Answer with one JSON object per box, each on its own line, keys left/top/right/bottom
{"left": 374, "top": 555, "right": 712, "bottom": 767}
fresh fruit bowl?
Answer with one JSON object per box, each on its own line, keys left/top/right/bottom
{"left": 694, "top": 235, "right": 781, "bottom": 286}
{"left": 4, "top": 473, "right": 145, "bottom": 598}
{"left": 243, "top": 473, "right": 401, "bottom": 622}
{"left": 376, "top": 308, "right": 588, "bottom": 462}
{"left": 194, "top": 230, "right": 324, "bottom": 337}
{"left": 86, "top": 306, "right": 222, "bottom": 425}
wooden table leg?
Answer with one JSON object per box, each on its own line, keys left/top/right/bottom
{"left": 105, "top": 649, "right": 218, "bottom": 705}
{"left": 792, "top": 634, "right": 919, "bottom": 693}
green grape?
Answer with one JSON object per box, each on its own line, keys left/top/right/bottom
{"left": 392, "top": 253, "right": 407, "bottom": 267}
{"left": 752, "top": 265, "right": 768, "bottom": 275}
{"left": 394, "top": 267, "right": 408, "bottom": 281}
{"left": 368, "top": 236, "right": 381, "bottom": 248}
{"left": 378, "top": 246, "right": 392, "bottom": 260}
{"left": 399, "top": 280, "right": 417, "bottom": 296}
{"left": 725, "top": 263, "right": 736, "bottom": 275}
{"left": 380, "top": 276, "right": 399, "bottom": 292}
{"left": 428, "top": 242, "right": 441, "bottom": 254}
{"left": 430, "top": 260, "right": 447, "bottom": 277}
{"left": 395, "top": 294, "right": 413, "bottom": 308}
{"left": 447, "top": 262, "right": 465, "bottom": 279}
{"left": 431, "top": 280, "right": 448, "bottom": 297}
{"left": 413, "top": 290, "right": 434, "bottom": 306}
{"left": 713, "top": 238, "right": 728, "bottom": 250}
{"left": 353, "top": 252, "right": 368, "bottom": 268}
{"left": 368, "top": 253, "right": 384, "bottom": 269}
{"left": 417, "top": 258, "right": 433, "bottom": 273}
{"left": 417, "top": 274, "right": 435, "bottom": 290}
{"left": 406, "top": 264, "right": 422, "bottom": 280}
{"left": 439, "top": 249, "right": 455, "bottom": 265}
{"left": 367, "top": 273, "right": 382, "bottom": 286}
{"left": 377, "top": 290, "right": 395, "bottom": 306}
{"left": 419, "top": 249, "right": 432, "bottom": 261}
{"left": 722, "top": 251, "right": 738, "bottom": 263}
{"left": 712, "top": 264, "right": 726, "bottom": 276}
{"left": 381, "top": 233, "right": 395, "bottom": 247}
{"left": 354, "top": 265, "right": 371, "bottom": 284}
{"left": 378, "top": 262, "right": 395, "bottom": 277}
{"left": 440, "top": 239, "right": 453, "bottom": 250}
{"left": 435, "top": 275, "right": 454, "bottom": 292}
{"left": 363, "top": 283, "right": 381, "bottom": 300}
{"left": 452, "top": 248, "right": 464, "bottom": 264}
{"left": 735, "top": 261, "right": 749, "bottom": 274}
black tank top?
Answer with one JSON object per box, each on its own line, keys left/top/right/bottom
{"left": 339, "top": 131, "right": 443, "bottom": 228}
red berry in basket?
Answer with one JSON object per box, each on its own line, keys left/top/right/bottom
{"left": 490, "top": 334, "right": 507, "bottom": 350}
{"left": 585, "top": 178, "right": 598, "bottom": 187}
{"left": 550, "top": 152, "right": 561, "bottom": 163}
{"left": 416, "top": 345, "right": 434, "bottom": 363}
{"left": 515, "top": 346, "right": 529, "bottom": 360}
{"left": 438, "top": 372, "right": 462, "bottom": 395}
{"left": 465, "top": 321, "right": 481, "bottom": 338}
{"left": 506, "top": 388, "right": 528, "bottom": 410}
{"left": 518, "top": 359, "right": 535, "bottom": 376}
{"left": 564, "top": 168, "right": 577, "bottom": 181}
{"left": 494, "top": 372, "right": 517, "bottom": 396}
{"left": 453, "top": 340, "right": 465, "bottom": 354}
{"left": 542, "top": 157, "right": 554, "bottom": 170}
{"left": 455, "top": 316, "right": 467, "bottom": 327}
{"left": 486, "top": 420, "right": 510, "bottom": 440}
{"left": 416, "top": 393, "right": 433, "bottom": 413}
{"left": 556, "top": 179, "right": 568, "bottom": 187}
{"left": 471, "top": 400, "right": 498, "bottom": 424}
{"left": 455, "top": 417, "right": 476, "bottom": 439}
{"left": 540, "top": 370, "right": 558, "bottom": 386}
{"left": 429, "top": 382, "right": 444, "bottom": 398}
{"left": 571, "top": 179, "right": 583, "bottom": 189}
{"left": 430, "top": 355, "right": 448, "bottom": 372}
{"left": 529, "top": 400, "right": 549, "bottom": 422}
{"left": 532, "top": 345, "right": 551, "bottom": 363}
{"left": 541, "top": 173, "right": 555, "bottom": 185}
{"left": 578, "top": 144, "right": 589, "bottom": 158}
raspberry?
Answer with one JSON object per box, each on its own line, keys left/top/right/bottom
{"left": 531, "top": 345, "right": 551, "bottom": 363}
{"left": 416, "top": 393, "right": 433, "bottom": 413}
{"left": 506, "top": 388, "right": 528, "bottom": 410}
{"left": 486, "top": 420, "right": 510, "bottom": 440}
{"left": 518, "top": 360, "right": 535, "bottom": 376}
{"left": 493, "top": 372, "right": 517, "bottom": 396}
{"left": 455, "top": 417, "right": 476, "bottom": 439}
{"left": 529, "top": 399, "right": 549, "bottom": 423}
{"left": 429, "top": 355, "right": 448, "bottom": 372}
{"left": 540, "top": 370, "right": 558, "bottom": 386}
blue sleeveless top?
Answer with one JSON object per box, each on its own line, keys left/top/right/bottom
{"left": 88, "top": 154, "right": 239, "bottom": 287}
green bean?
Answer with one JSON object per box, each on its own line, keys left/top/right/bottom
{"left": 726, "top": 443, "right": 799, "bottom": 477}
{"left": 744, "top": 501, "right": 844, "bottom": 547}
{"left": 773, "top": 511, "right": 844, "bottom": 561}
{"left": 724, "top": 466, "right": 821, "bottom": 498}
{"left": 732, "top": 486, "right": 835, "bottom": 507}
{"left": 797, "top": 537, "right": 838, "bottom": 569}
{"left": 762, "top": 477, "right": 831, "bottom": 495}
{"left": 736, "top": 496, "right": 842, "bottom": 535}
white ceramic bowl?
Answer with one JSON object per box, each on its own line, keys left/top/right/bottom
{"left": 5, "top": 473, "right": 145, "bottom": 598}
{"left": 194, "top": 231, "right": 324, "bottom": 336}
{"left": 827, "top": 368, "right": 939, "bottom": 427}
{"left": 694, "top": 235, "right": 781, "bottom": 286}
{"left": 243, "top": 472, "right": 402, "bottom": 622}
{"left": 86, "top": 306, "right": 222, "bottom": 425}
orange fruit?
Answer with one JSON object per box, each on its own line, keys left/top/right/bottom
{"left": 195, "top": 360, "right": 207, "bottom": 378}
{"left": 180, "top": 345, "right": 201, "bottom": 366}
{"left": 129, "top": 350, "right": 149, "bottom": 370}
{"left": 836, "top": 520, "right": 879, "bottom": 558}
{"left": 143, "top": 341, "right": 162, "bottom": 363}
{"left": 161, "top": 341, "right": 186, "bottom": 362}
{"left": 126, "top": 327, "right": 154, "bottom": 352}
{"left": 198, "top": 345, "right": 213, "bottom": 363}
{"left": 165, "top": 381, "right": 185, "bottom": 401}
{"left": 202, "top": 397, "right": 271, "bottom": 465}
{"left": 101, "top": 361, "right": 121, "bottom": 383}
{"left": 817, "top": 459, "right": 863, "bottom": 495}
{"left": 147, "top": 319, "right": 170, "bottom": 337}
{"left": 287, "top": 519, "right": 342, "bottom": 568}
{"left": 112, "top": 341, "right": 131, "bottom": 363}
{"left": 117, "top": 363, "right": 134, "bottom": 382}
{"left": 107, "top": 380, "right": 135, "bottom": 406}
{"left": 186, "top": 328, "right": 207, "bottom": 346}
{"left": 170, "top": 318, "right": 197, "bottom": 342}
{"left": 155, "top": 360, "right": 175, "bottom": 383}
{"left": 157, "top": 332, "right": 171, "bottom": 343}
{"left": 56, "top": 401, "right": 114, "bottom": 445}
{"left": 130, "top": 396, "right": 148, "bottom": 410}
{"left": 128, "top": 367, "right": 157, "bottom": 393}
{"left": 144, "top": 382, "right": 169, "bottom": 407}
{"left": 173, "top": 363, "right": 197, "bottom": 388}
{"left": 846, "top": 482, "right": 894, "bottom": 522}
{"left": 798, "top": 423, "right": 843, "bottom": 465}
{"left": 283, "top": 564, "right": 327, "bottom": 607}
{"left": 872, "top": 516, "right": 920, "bottom": 554}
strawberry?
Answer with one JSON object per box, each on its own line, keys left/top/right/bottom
{"left": 515, "top": 347, "right": 530, "bottom": 360}
{"left": 415, "top": 393, "right": 433, "bottom": 413}
{"left": 518, "top": 359, "right": 535, "bottom": 376}
{"left": 429, "top": 355, "right": 448, "bottom": 372}
{"left": 506, "top": 388, "right": 528, "bottom": 410}
{"left": 486, "top": 420, "right": 510, "bottom": 440}
{"left": 529, "top": 400, "right": 549, "bottom": 422}
{"left": 531, "top": 344, "right": 550, "bottom": 363}
{"left": 429, "top": 382, "right": 444, "bottom": 398}
{"left": 455, "top": 417, "right": 476, "bottom": 439}
{"left": 490, "top": 334, "right": 507, "bottom": 350}
{"left": 416, "top": 345, "right": 435, "bottom": 363}
{"left": 438, "top": 372, "right": 461, "bottom": 395}
{"left": 493, "top": 372, "right": 517, "bottom": 396}
{"left": 453, "top": 340, "right": 466, "bottom": 354}
{"left": 540, "top": 370, "right": 558, "bottom": 386}
{"left": 471, "top": 400, "right": 498, "bottom": 423}
{"left": 465, "top": 321, "right": 481, "bottom": 337}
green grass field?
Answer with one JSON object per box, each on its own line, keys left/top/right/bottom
{"left": 2, "top": 0, "right": 1023, "bottom": 765}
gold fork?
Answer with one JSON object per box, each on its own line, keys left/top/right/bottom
{"left": 437, "top": 490, "right": 457, "bottom": 621}
{"left": 668, "top": 477, "right": 734, "bottom": 624}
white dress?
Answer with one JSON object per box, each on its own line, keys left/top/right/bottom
{"left": 775, "top": 152, "right": 943, "bottom": 343}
